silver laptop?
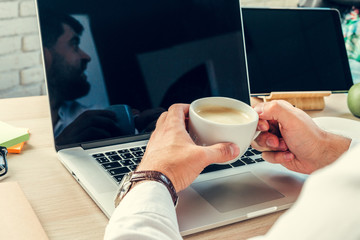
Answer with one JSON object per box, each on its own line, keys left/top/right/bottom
{"left": 35, "top": 0, "right": 306, "bottom": 236}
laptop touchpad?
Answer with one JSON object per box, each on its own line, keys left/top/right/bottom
{"left": 192, "top": 172, "right": 284, "bottom": 213}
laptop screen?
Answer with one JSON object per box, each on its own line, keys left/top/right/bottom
{"left": 35, "top": 0, "right": 250, "bottom": 150}
{"left": 242, "top": 8, "right": 353, "bottom": 95}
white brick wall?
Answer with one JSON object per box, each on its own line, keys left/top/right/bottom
{"left": 0, "top": 36, "right": 21, "bottom": 55}
{"left": 0, "top": 2, "right": 18, "bottom": 19}
{"left": 19, "top": 0, "right": 36, "bottom": 17}
{"left": 22, "top": 34, "right": 41, "bottom": 51}
{"left": 0, "top": 0, "right": 45, "bottom": 99}
{"left": 0, "top": 0, "right": 298, "bottom": 99}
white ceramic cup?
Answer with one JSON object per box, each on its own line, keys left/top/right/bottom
{"left": 188, "top": 97, "right": 259, "bottom": 164}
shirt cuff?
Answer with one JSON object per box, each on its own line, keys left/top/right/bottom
{"left": 105, "top": 181, "right": 181, "bottom": 240}
{"left": 349, "top": 138, "right": 360, "bottom": 150}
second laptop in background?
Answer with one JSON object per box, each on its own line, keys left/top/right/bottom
{"left": 243, "top": 7, "right": 353, "bottom": 95}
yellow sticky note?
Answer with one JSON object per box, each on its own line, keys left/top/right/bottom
{"left": 0, "top": 121, "right": 29, "bottom": 148}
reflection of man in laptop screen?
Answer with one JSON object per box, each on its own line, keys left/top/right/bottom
{"left": 39, "top": 10, "right": 163, "bottom": 146}
{"left": 40, "top": 11, "right": 133, "bottom": 145}
{"left": 41, "top": 12, "right": 91, "bottom": 109}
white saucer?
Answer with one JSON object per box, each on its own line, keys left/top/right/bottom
{"left": 313, "top": 117, "right": 360, "bottom": 140}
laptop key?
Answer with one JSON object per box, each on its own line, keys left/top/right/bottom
{"left": 120, "top": 159, "right": 134, "bottom": 166}
{"left": 102, "top": 162, "right": 121, "bottom": 169}
{"left": 252, "top": 149, "right": 262, "bottom": 155}
{"left": 128, "top": 165, "right": 137, "bottom": 171}
{"left": 201, "top": 164, "right": 232, "bottom": 174}
{"left": 96, "top": 157, "right": 109, "bottom": 164}
{"left": 241, "top": 157, "right": 256, "bottom": 164}
{"left": 120, "top": 153, "right": 133, "bottom": 159}
{"left": 255, "top": 158, "right": 265, "bottom": 162}
{"left": 105, "top": 151, "right": 118, "bottom": 156}
{"left": 231, "top": 160, "right": 246, "bottom": 167}
{"left": 109, "top": 167, "right": 130, "bottom": 176}
{"left": 113, "top": 174, "right": 125, "bottom": 183}
{"left": 132, "top": 151, "right": 144, "bottom": 157}
{"left": 244, "top": 151, "right": 254, "bottom": 156}
{"left": 92, "top": 153, "right": 105, "bottom": 158}
{"left": 118, "top": 149, "right": 130, "bottom": 154}
{"left": 132, "top": 158, "right": 142, "bottom": 164}
{"left": 130, "top": 147, "right": 142, "bottom": 152}
{"left": 108, "top": 155, "right": 122, "bottom": 161}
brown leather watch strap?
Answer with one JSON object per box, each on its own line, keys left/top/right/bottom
{"left": 131, "top": 171, "right": 178, "bottom": 206}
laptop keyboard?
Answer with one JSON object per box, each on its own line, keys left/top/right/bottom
{"left": 91, "top": 146, "right": 264, "bottom": 184}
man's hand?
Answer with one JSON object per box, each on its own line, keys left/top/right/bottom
{"left": 136, "top": 104, "right": 240, "bottom": 192}
{"left": 252, "top": 100, "right": 351, "bottom": 174}
{"left": 134, "top": 107, "right": 165, "bottom": 133}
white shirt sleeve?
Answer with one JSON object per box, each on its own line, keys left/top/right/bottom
{"left": 349, "top": 138, "right": 360, "bottom": 149}
{"left": 249, "top": 144, "right": 360, "bottom": 240}
{"left": 104, "top": 181, "right": 182, "bottom": 240}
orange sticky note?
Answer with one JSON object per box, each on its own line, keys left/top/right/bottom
{"left": 8, "top": 141, "right": 26, "bottom": 154}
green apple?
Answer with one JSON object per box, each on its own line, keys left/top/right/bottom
{"left": 348, "top": 83, "right": 360, "bottom": 118}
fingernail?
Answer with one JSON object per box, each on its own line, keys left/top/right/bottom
{"left": 230, "top": 143, "right": 239, "bottom": 157}
{"left": 266, "top": 138, "right": 277, "bottom": 148}
{"left": 258, "top": 122, "right": 267, "bottom": 131}
{"left": 254, "top": 104, "right": 264, "bottom": 115}
{"left": 279, "top": 139, "right": 287, "bottom": 150}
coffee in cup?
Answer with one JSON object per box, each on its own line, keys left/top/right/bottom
{"left": 195, "top": 105, "right": 253, "bottom": 125}
{"left": 188, "top": 97, "right": 259, "bottom": 164}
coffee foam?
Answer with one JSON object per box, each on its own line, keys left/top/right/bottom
{"left": 196, "top": 105, "right": 252, "bottom": 125}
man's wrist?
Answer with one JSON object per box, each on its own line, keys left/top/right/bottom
{"left": 114, "top": 171, "right": 178, "bottom": 207}
{"left": 132, "top": 171, "right": 178, "bottom": 206}
{"left": 323, "top": 132, "right": 351, "bottom": 165}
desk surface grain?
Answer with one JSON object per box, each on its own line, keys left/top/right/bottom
{"left": 0, "top": 94, "right": 357, "bottom": 240}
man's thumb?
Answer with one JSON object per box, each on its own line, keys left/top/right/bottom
{"left": 205, "top": 143, "right": 240, "bottom": 164}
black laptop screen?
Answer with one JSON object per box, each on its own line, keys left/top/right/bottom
{"left": 242, "top": 8, "right": 353, "bottom": 95}
{"left": 35, "top": 0, "right": 250, "bottom": 150}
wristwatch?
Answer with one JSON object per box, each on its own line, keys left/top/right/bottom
{"left": 114, "top": 170, "right": 178, "bottom": 207}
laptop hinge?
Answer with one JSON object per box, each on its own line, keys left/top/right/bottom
{"left": 81, "top": 134, "right": 150, "bottom": 150}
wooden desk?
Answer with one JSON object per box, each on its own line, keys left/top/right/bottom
{"left": 1, "top": 96, "right": 108, "bottom": 240}
{"left": 0, "top": 94, "right": 357, "bottom": 240}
